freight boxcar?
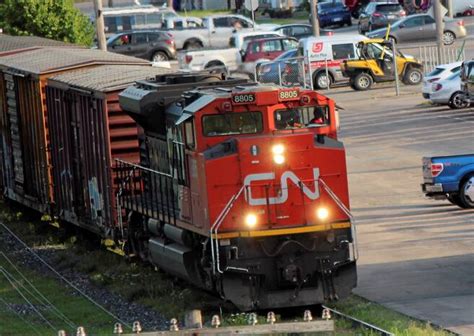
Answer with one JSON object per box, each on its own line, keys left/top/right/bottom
{"left": 0, "top": 48, "right": 149, "bottom": 213}
{"left": 0, "top": 34, "right": 79, "bottom": 57}
{"left": 45, "top": 65, "right": 171, "bottom": 235}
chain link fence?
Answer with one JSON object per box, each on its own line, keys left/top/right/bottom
{"left": 256, "top": 43, "right": 467, "bottom": 89}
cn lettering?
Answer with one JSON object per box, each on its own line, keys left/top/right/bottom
{"left": 244, "top": 168, "right": 320, "bottom": 206}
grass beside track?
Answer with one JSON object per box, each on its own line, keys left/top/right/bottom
{"left": 0, "top": 202, "right": 452, "bottom": 335}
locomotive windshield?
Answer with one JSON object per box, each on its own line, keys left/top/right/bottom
{"left": 202, "top": 111, "right": 263, "bottom": 136}
{"left": 274, "top": 106, "right": 329, "bottom": 130}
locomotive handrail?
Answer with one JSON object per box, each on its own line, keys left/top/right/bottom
{"left": 210, "top": 185, "right": 246, "bottom": 275}
{"left": 319, "top": 178, "right": 359, "bottom": 261}
{"left": 115, "top": 160, "right": 138, "bottom": 240}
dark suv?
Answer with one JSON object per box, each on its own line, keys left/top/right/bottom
{"left": 358, "top": 2, "right": 406, "bottom": 34}
{"left": 106, "top": 31, "right": 177, "bottom": 62}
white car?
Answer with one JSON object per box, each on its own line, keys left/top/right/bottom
{"left": 422, "top": 61, "right": 463, "bottom": 99}
{"left": 429, "top": 70, "right": 470, "bottom": 109}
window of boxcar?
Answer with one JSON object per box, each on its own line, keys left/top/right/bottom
{"left": 184, "top": 120, "right": 196, "bottom": 149}
{"left": 202, "top": 112, "right": 263, "bottom": 136}
{"left": 274, "top": 106, "right": 329, "bottom": 129}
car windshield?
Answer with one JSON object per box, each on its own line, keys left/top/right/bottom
{"left": 427, "top": 67, "right": 445, "bottom": 77}
{"left": 376, "top": 4, "right": 401, "bottom": 11}
{"left": 276, "top": 49, "right": 297, "bottom": 60}
{"left": 447, "top": 70, "right": 460, "bottom": 81}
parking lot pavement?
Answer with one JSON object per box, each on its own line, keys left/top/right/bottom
{"left": 326, "top": 85, "right": 474, "bottom": 335}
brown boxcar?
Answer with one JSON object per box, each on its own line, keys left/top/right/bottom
{"left": 0, "top": 47, "right": 148, "bottom": 214}
{"left": 45, "top": 65, "right": 171, "bottom": 234}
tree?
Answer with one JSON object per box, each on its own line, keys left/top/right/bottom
{"left": 0, "top": 0, "right": 95, "bottom": 46}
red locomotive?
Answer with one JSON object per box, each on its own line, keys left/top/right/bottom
{"left": 117, "top": 72, "right": 357, "bottom": 310}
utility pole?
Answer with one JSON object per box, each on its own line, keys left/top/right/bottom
{"left": 433, "top": 0, "right": 444, "bottom": 65}
{"left": 446, "top": 0, "right": 453, "bottom": 18}
{"left": 93, "top": 0, "right": 107, "bottom": 51}
{"left": 310, "top": 0, "right": 320, "bottom": 37}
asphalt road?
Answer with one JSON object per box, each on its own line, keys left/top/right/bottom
{"left": 325, "top": 84, "right": 474, "bottom": 335}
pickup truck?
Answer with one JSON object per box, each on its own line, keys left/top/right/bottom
{"left": 177, "top": 31, "right": 283, "bottom": 72}
{"left": 421, "top": 154, "right": 474, "bottom": 208}
{"left": 178, "top": 48, "right": 241, "bottom": 72}
{"left": 164, "top": 14, "right": 279, "bottom": 50}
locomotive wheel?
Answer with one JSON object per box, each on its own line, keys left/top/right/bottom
{"left": 459, "top": 174, "right": 474, "bottom": 209}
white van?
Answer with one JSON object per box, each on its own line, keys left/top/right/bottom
{"left": 297, "top": 34, "right": 367, "bottom": 89}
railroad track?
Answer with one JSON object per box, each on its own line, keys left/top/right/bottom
{"left": 322, "top": 305, "right": 395, "bottom": 336}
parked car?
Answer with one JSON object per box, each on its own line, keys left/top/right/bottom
{"left": 312, "top": 1, "right": 352, "bottom": 28}
{"left": 461, "top": 5, "right": 474, "bottom": 16}
{"left": 229, "top": 31, "right": 283, "bottom": 52}
{"left": 421, "top": 154, "right": 474, "bottom": 209}
{"left": 422, "top": 61, "right": 462, "bottom": 99}
{"left": 367, "top": 14, "right": 467, "bottom": 45}
{"left": 161, "top": 14, "right": 279, "bottom": 50}
{"left": 256, "top": 49, "right": 299, "bottom": 84}
{"left": 164, "top": 16, "right": 202, "bottom": 29}
{"left": 178, "top": 48, "right": 241, "bottom": 72}
{"left": 297, "top": 34, "right": 368, "bottom": 89}
{"left": 429, "top": 70, "right": 471, "bottom": 109}
{"left": 178, "top": 31, "right": 285, "bottom": 73}
{"left": 358, "top": 2, "right": 406, "bottom": 33}
{"left": 239, "top": 36, "right": 299, "bottom": 77}
{"left": 273, "top": 24, "right": 334, "bottom": 40}
{"left": 107, "top": 30, "right": 177, "bottom": 61}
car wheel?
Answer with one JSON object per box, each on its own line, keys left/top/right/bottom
{"left": 447, "top": 193, "right": 465, "bottom": 207}
{"left": 353, "top": 72, "right": 373, "bottom": 90}
{"left": 449, "top": 91, "right": 469, "bottom": 109}
{"left": 442, "top": 31, "right": 455, "bottom": 45}
{"left": 314, "top": 72, "right": 332, "bottom": 89}
{"left": 184, "top": 39, "right": 203, "bottom": 50}
{"left": 459, "top": 174, "right": 474, "bottom": 208}
{"left": 151, "top": 51, "right": 168, "bottom": 62}
{"left": 403, "top": 67, "right": 423, "bottom": 85}
{"left": 347, "top": 19, "right": 353, "bottom": 26}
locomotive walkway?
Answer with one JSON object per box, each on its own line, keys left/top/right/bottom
{"left": 328, "top": 85, "right": 474, "bottom": 335}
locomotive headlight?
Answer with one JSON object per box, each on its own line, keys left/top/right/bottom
{"left": 272, "top": 144, "right": 285, "bottom": 164}
{"left": 272, "top": 144, "right": 285, "bottom": 155}
{"left": 245, "top": 213, "right": 257, "bottom": 228}
{"left": 273, "top": 154, "right": 285, "bottom": 165}
{"left": 317, "top": 207, "right": 329, "bottom": 221}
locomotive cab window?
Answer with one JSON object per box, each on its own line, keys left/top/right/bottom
{"left": 274, "top": 106, "right": 329, "bottom": 130}
{"left": 202, "top": 112, "right": 263, "bottom": 137}
{"left": 184, "top": 120, "right": 196, "bottom": 149}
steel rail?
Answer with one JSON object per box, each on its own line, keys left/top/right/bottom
{"left": 322, "top": 305, "right": 395, "bottom": 336}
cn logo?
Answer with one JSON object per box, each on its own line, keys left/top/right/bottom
{"left": 243, "top": 168, "right": 320, "bottom": 206}
{"left": 312, "top": 42, "right": 323, "bottom": 53}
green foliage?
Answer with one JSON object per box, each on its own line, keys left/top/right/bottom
{"left": 0, "top": 0, "right": 95, "bottom": 46}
